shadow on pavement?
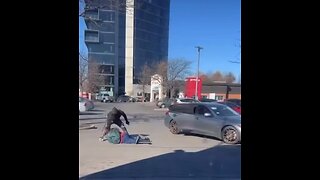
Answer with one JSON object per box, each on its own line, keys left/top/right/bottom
{"left": 79, "top": 112, "right": 104, "bottom": 115}
{"left": 183, "top": 133, "right": 223, "bottom": 142}
{"left": 90, "top": 109, "right": 105, "bottom": 112}
{"left": 80, "top": 145, "right": 241, "bottom": 179}
{"left": 79, "top": 117, "right": 105, "bottom": 121}
{"left": 80, "top": 122, "right": 106, "bottom": 125}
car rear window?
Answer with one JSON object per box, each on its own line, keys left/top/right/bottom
{"left": 226, "top": 101, "right": 238, "bottom": 108}
{"left": 201, "top": 99, "right": 216, "bottom": 102}
{"left": 169, "top": 104, "right": 197, "bottom": 114}
{"left": 180, "top": 99, "right": 194, "bottom": 102}
{"left": 210, "top": 104, "right": 239, "bottom": 116}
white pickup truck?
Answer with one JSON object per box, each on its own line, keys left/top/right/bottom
{"left": 96, "top": 92, "right": 115, "bottom": 103}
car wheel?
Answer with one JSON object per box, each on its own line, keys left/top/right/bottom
{"left": 161, "top": 104, "right": 165, "bottom": 108}
{"left": 169, "top": 120, "right": 179, "bottom": 134}
{"left": 221, "top": 126, "right": 240, "bottom": 144}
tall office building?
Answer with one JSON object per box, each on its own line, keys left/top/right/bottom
{"left": 84, "top": 0, "right": 170, "bottom": 96}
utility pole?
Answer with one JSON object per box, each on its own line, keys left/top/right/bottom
{"left": 195, "top": 46, "right": 203, "bottom": 100}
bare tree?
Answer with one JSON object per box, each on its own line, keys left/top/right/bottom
{"left": 150, "top": 59, "right": 192, "bottom": 98}
{"left": 211, "top": 71, "right": 225, "bottom": 82}
{"left": 138, "top": 63, "right": 152, "bottom": 101}
{"left": 167, "top": 59, "right": 192, "bottom": 97}
{"left": 87, "top": 61, "right": 104, "bottom": 93}
{"left": 199, "top": 72, "right": 212, "bottom": 84}
{"left": 224, "top": 72, "right": 236, "bottom": 84}
{"left": 79, "top": 52, "right": 88, "bottom": 93}
{"left": 150, "top": 60, "right": 168, "bottom": 85}
{"left": 79, "top": 52, "right": 104, "bottom": 93}
{"left": 238, "top": 75, "right": 241, "bottom": 84}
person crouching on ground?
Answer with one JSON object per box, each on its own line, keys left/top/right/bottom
{"left": 100, "top": 107, "right": 130, "bottom": 139}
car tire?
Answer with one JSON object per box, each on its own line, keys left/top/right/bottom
{"left": 169, "top": 120, "right": 179, "bottom": 134}
{"left": 221, "top": 126, "right": 240, "bottom": 144}
{"left": 161, "top": 104, "right": 165, "bottom": 108}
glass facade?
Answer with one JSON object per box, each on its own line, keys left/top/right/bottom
{"left": 84, "top": 0, "right": 170, "bottom": 96}
{"left": 85, "top": 3, "right": 117, "bottom": 94}
{"left": 133, "top": 0, "right": 170, "bottom": 82}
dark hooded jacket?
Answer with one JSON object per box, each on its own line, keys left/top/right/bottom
{"left": 105, "top": 107, "right": 129, "bottom": 129}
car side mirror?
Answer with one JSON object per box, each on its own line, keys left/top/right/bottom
{"left": 204, "top": 113, "right": 212, "bottom": 117}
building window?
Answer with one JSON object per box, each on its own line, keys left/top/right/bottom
{"left": 89, "top": 53, "right": 115, "bottom": 64}
{"left": 99, "top": 65, "right": 114, "bottom": 74}
{"left": 215, "top": 95, "right": 224, "bottom": 101}
{"left": 104, "top": 76, "right": 114, "bottom": 85}
{"left": 99, "top": 10, "right": 115, "bottom": 22}
{"left": 100, "top": 32, "right": 115, "bottom": 43}
{"left": 85, "top": 30, "right": 99, "bottom": 42}
{"left": 88, "top": 44, "right": 115, "bottom": 53}
{"left": 85, "top": 10, "right": 99, "bottom": 20}
{"left": 137, "top": 92, "right": 142, "bottom": 96}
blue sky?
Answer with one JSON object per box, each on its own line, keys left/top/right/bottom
{"left": 79, "top": 0, "right": 241, "bottom": 80}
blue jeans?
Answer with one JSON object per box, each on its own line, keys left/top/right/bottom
{"left": 122, "top": 134, "right": 140, "bottom": 144}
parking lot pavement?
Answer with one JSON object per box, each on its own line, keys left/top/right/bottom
{"left": 79, "top": 102, "right": 241, "bottom": 179}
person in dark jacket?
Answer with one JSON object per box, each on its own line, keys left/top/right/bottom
{"left": 100, "top": 107, "right": 130, "bottom": 138}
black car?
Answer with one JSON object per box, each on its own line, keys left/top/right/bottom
{"left": 225, "top": 99, "right": 241, "bottom": 106}
{"left": 117, "top": 95, "right": 136, "bottom": 102}
{"left": 200, "top": 98, "right": 217, "bottom": 103}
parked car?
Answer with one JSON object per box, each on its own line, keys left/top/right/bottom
{"left": 219, "top": 101, "right": 241, "bottom": 114}
{"left": 200, "top": 98, "right": 217, "bottom": 103}
{"left": 164, "top": 103, "right": 241, "bottom": 144}
{"left": 225, "top": 99, "right": 241, "bottom": 107}
{"left": 156, "top": 98, "right": 172, "bottom": 107}
{"left": 157, "top": 98, "right": 176, "bottom": 108}
{"left": 79, "top": 97, "right": 94, "bottom": 112}
{"left": 135, "top": 96, "right": 148, "bottom": 102}
{"left": 175, "top": 98, "right": 200, "bottom": 104}
{"left": 117, "top": 95, "right": 136, "bottom": 102}
{"left": 96, "top": 92, "right": 114, "bottom": 103}
{"left": 135, "top": 97, "right": 143, "bottom": 102}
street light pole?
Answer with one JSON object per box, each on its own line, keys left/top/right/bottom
{"left": 195, "top": 46, "right": 203, "bottom": 100}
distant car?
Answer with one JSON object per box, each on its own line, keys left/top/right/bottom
{"left": 135, "top": 96, "right": 148, "bottom": 102}
{"left": 135, "top": 97, "right": 143, "bottom": 102}
{"left": 117, "top": 95, "right": 136, "bottom": 102}
{"left": 225, "top": 99, "right": 241, "bottom": 107}
{"left": 200, "top": 98, "right": 217, "bottom": 103}
{"left": 175, "top": 98, "right": 200, "bottom": 104}
{"left": 164, "top": 103, "right": 241, "bottom": 144}
{"left": 157, "top": 98, "right": 175, "bottom": 108}
{"left": 219, "top": 101, "right": 241, "bottom": 114}
{"left": 156, "top": 98, "right": 172, "bottom": 107}
{"left": 96, "top": 93, "right": 114, "bottom": 103}
{"left": 79, "top": 97, "right": 94, "bottom": 112}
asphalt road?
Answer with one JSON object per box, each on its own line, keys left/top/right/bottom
{"left": 79, "top": 102, "right": 241, "bottom": 179}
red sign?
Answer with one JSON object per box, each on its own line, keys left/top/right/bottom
{"left": 184, "top": 77, "right": 202, "bottom": 99}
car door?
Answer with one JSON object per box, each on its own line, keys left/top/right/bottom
{"left": 193, "top": 105, "right": 221, "bottom": 138}
{"left": 168, "top": 104, "right": 196, "bottom": 132}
